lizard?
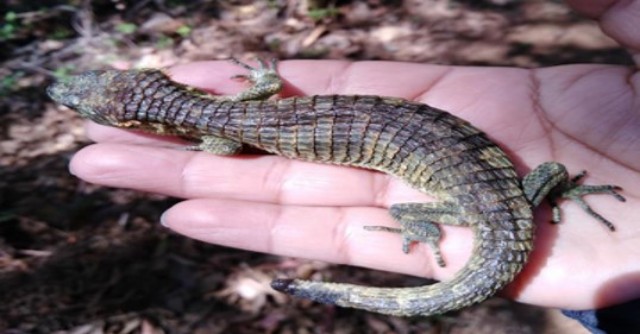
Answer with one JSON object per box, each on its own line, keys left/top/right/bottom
{"left": 47, "top": 59, "right": 625, "bottom": 317}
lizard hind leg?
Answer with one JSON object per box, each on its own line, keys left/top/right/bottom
{"left": 522, "top": 162, "right": 625, "bottom": 231}
{"left": 364, "top": 201, "right": 464, "bottom": 267}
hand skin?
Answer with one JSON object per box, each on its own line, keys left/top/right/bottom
{"left": 69, "top": 0, "right": 640, "bottom": 310}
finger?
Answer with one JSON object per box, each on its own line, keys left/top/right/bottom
{"left": 168, "top": 61, "right": 535, "bottom": 144}
{"left": 566, "top": 0, "right": 640, "bottom": 64}
{"left": 167, "top": 60, "right": 451, "bottom": 100}
{"left": 70, "top": 143, "right": 430, "bottom": 207}
{"left": 160, "top": 198, "right": 474, "bottom": 282}
{"left": 163, "top": 197, "right": 640, "bottom": 308}
{"left": 168, "top": 60, "right": 530, "bottom": 120}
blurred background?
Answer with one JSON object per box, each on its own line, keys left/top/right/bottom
{"left": 0, "top": 1, "right": 633, "bottom": 333}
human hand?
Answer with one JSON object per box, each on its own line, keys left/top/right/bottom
{"left": 69, "top": 1, "right": 639, "bottom": 310}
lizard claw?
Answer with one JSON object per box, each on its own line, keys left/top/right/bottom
{"left": 229, "top": 74, "right": 250, "bottom": 82}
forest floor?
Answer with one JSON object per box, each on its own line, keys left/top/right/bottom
{"left": 0, "top": 1, "right": 632, "bottom": 333}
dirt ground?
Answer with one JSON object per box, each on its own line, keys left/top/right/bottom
{"left": 0, "top": 1, "right": 633, "bottom": 333}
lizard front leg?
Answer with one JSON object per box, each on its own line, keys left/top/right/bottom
{"left": 185, "top": 135, "right": 243, "bottom": 155}
{"left": 187, "top": 58, "right": 284, "bottom": 154}
{"left": 225, "top": 57, "right": 283, "bottom": 102}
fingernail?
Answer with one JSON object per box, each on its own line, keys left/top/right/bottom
{"left": 160, "top": 212, "right": 170, "bottom": 228}
{"left": 68, "top": 153, "right": 78, "bottom": 176}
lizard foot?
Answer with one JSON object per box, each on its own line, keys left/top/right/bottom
{"left": 364, "top": 202, "right": 463, "bottom": 267}
{"left": 549, "top": 170, "right": 625, "bottom": 231}
{"left": 364, "top": 222, "right": 445, "bottom": 267}
{"left": 226, "top": 57, "right": 283, "bottom": 101}
{"left": 523, "top": 162, "right": 625, "bottom": 231}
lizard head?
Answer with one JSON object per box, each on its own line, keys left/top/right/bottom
{"left": 47, "top": 70, "right": 127, "bottom": 126}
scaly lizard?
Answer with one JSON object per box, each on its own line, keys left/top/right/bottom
{"left": 47, "top": 59, "right": 625, "bottom": 316}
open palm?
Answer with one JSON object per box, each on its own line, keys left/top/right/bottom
{"left": 69, "top": 2, "right": 640, "bottom": 310}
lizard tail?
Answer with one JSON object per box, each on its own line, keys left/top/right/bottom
{"left": 270, "top": 235, "right": 532, "bottom": 316}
